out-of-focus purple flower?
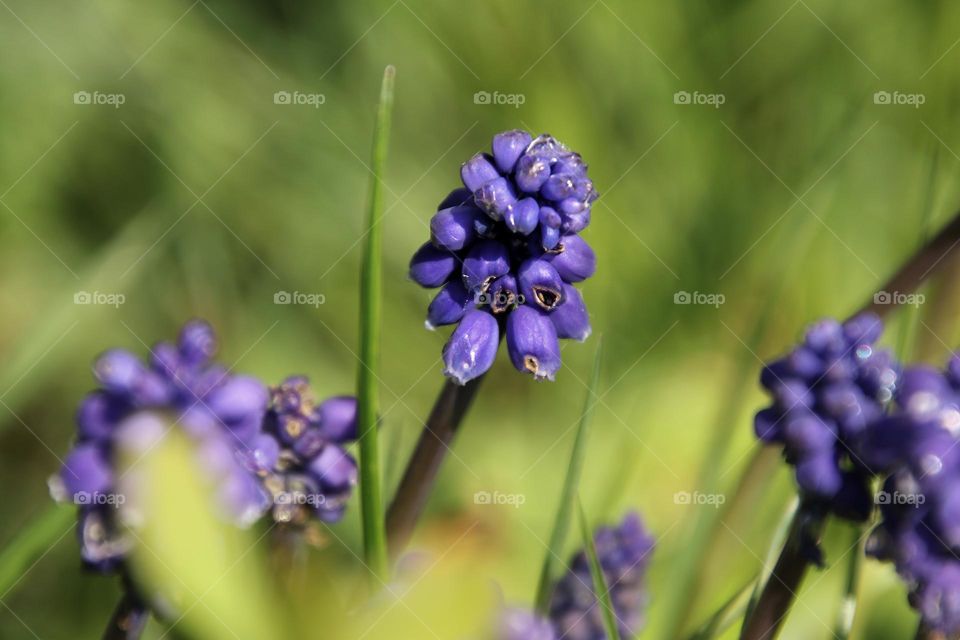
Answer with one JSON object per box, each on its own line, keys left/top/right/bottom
{"left": 53, "top": 320, "right": 272, "bottom": 573}
{"left": 495, "top": 608, "right": 556, "bottom": 640}
{"left": 410, "top": 131, "right": 598, "bottom": 384}
{"left": 753, "top": 313, "right": 898, "bottom": 521}
{"left": 258, "top": 376, "right": 359, "bottom": 525}
{"left": 859, "top": 354, "right": 960, "bottom": 634}
{"left": 548, "top": 511, "right": 654, "bottom": 640}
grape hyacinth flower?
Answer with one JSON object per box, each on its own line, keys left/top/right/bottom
{"left": 495, "top": 608, "right": 556, "bottom": 640}
{"left": 52, "top": 320, "right": 271, "bottom": 573}
{"left": 548, "top": 512, "right": 654, "bottom": 640}
{"left": 251, "top": 375, "right": 359, "bottom": 525}
{"left": 753, "top": 313, "right": 899, "bottom": 521}
{"left": 409, "top": 130, "right": 598, "bottom": 384}
{"left": 857, "top": 354, "right": 960, "bottom": 635}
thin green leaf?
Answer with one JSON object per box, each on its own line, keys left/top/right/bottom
{"left": 833, "top": 523, "right": 866, "bottom": 640}
{"left": 577, "top": 498, "right": 620, "bottom": 640}
{"left": 534, "top": 338, "right": 603, "bottom": 613}
{"left": 356, "top": 65, "right": 395, "bottom": 583}
{"left": 0, "top": 503, "right": 73, "bottom": 597}
{"left": 743, "top": 496, "right": 799, "bottom": 627}
{"left": 685, "top": 577, "right": 756, "bottom": 640}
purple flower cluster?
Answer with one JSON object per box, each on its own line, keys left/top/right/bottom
{"left": 858, "top": 356, "right": 960, "bottom": 634}
{"left": 53, "top": 320, "right": 271, "bottom": 572}
{"left": 409, "top": 130, "right": 598, "bottom": 384}
{"left": 250, "top": 375, "right": 359, "bottom": 524}
{"left": 754, "top": 313, "right": 899, "bottom": 521}
{"left": 495, "top": 608, "right": 556, "bottom": 640}
{"left": 548, "top": 512, "right": 654, "bottom": 640}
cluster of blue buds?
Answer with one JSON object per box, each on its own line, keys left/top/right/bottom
{"left": 409, "top": 130, "right": 598, "bottom": 384}
{"left": 52, "top": 320, "right": 271, "bottom": 572}
{"left": 754, "top": 313, "right": 899, "bottom": 521}
{"left": 250, "top": 375, "right": 359, "bottom": 525}
{"left": 858, "top": 355, "right": 960, "bottom": 634}
{"left": 548, "top": 512, "right": 654, "bottom": 640}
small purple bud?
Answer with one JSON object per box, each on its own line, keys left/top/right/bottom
{"left": 474, "top": 214, "right": 496, "bottom": 237}
{"left": 754, "top": 407, "right": 781, "bottom": 442}
{"left": 517, "top": 259, "right": 564, "bottom": 311}
{"left": 782, "top": 415, "right": 834, "bottom": 453}
{"left": 795, "top": 451, "right": 843, "bottom": 497}
{"left": 560, "top": 209, "right": 591, "bottom": 234}
{"left": 544, "top": 235, "right": 596, "bottom": 282}
{"left": 557, "top": 197, "right": 588, "bottom": 215}
{"left": 541, "top": 225, "right": 561, "bottom": 251}
{"left": 427, "top": 280, "right": 472, "bottom": 329}
{"left": 488, "top": 275, "right": 519, "bottom": 315}
{"left": 247, "top": 433, "right": 280, "bottom": 473}
{"left": 437, "top": 187, "right": 473, "bottom": 210}
{"left": 430, "top": 205, "right": 481, "bottom": 251}
{"left": 150, "top": 341, "right": 181, "bottom": 379}
{"left": 93, "top": 349, "right": 145, "bottom": 395}
{"left": 316, "top": 395, "right": 358, "bottom": 442}
{"left": 293, "top": 428, "right": 326, "bottom": 459}
{"left": 504, "top": 197, "right": 539, "bottom": 235}
{"left": 462, "top": 240, "right": 511, "bottom": 292}
{"left": 409, "top": 241, "right": 456, "bottom": 288}
{"left": 842, "top": 312, "right": 883, "bottom": 346}
{"left": 442, "top": 309, "right": 499, "bottom": 385}
{"left": 541, "top": 174, "right": 583, "bottom": 202}
{"left": 309, "top": 446, "right": 358, "bottom": 493}
{"left": 206, "top": 375, "right": 269, "bottom": 426}
{"left": 76, "top": 392, "right": 122, "bottom": 441}
{"left": 460, "top": 153, "right": 500, "bottom": 192}
{"left": 514, "top": 154, "right": 550, "bottom": 193}
{"left": 62, "top": 443, "right": 113, "bottom": 497}
{"left": 539, "top": 206, "right": 562, "bottom": 229}
{"left": 179, "top": 320, "right": 217, "bottom": 365}
{"left": 525, "top": 134, "right": 568, "bottom": 162}
{"left": 492, "top": 130, "right": 533, "bottom": 174}
{"left": 506, "top": 306, "right": 561, "bottom": 381}
{"left": 474, "top": 177, "right": 517, "bottom": 221}
{"left": 553, "top": 152, "right": 587, "bottom": 177}
{"left": 550, "top": 284, "right": 590, "bottom": 341}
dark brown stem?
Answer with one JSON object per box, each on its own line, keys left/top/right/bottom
{"left": 102, "top": 588, "right": 149, "bottom": 640}
{"left": 740, "top": 503, "right": 826, "bottom": 640}
{"left": 385, "top": 376, "right": 486, "bottom": 558}
{"left": 858, "top": 209, "right": 960, "bottom": 319}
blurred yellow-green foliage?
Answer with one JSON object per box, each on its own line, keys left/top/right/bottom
{"left": 3, "top": 0, "right": 960, "bottom": 637}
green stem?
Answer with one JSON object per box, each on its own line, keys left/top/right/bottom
{"left": 833, "top": 523, "right": 866, "bottom": 640}
{"left": 0, "top": 504, "right": 73, "bottom": 596}
{"left": 356, "top": 65, "right": 395, "bottom": 583}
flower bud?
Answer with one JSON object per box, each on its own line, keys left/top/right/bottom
{"left": 430, "top": 205, "right": 481, "bottom": 250}
{"left": 427, "top": 280, "right": 472, "bottom": 328}
{"left": 517, "top": 259, "right": 564, "bottom": 311}
{"left": 316, "top": 395, "right": 358, "bottom": 442}
{"left": 488, "top": 275, "right": 519, "bottom": 315}
{"left": 460, "top": 153, "right": 499, "bottom": 192}
{"left": 544, "top": 235, "right": 596, "bottom": 282}
{"left": 442, "top": 310, "right": 499, "bottom": 385}
{"left": 514, "top": 154, "right": 550, "bottom": 193}
{"left": 474, "top": 177, "right": 517, "bottom": 221}
{"left": 409, "top": 241, "right": 456, "bottom": 287}
{"left": 550, "top": 284, "right": 590, "bottom": 341}
{"left": 506, "top": 306, "right": 561, "bottom": 381}
{"left": 463, "top": 240, "right": 511, "bottom": 292}
{"left": 504, "top": 197, "right": 539, "bottom": 235}
{"left": 492, "top": 130, "right": 533, "bottom": 174}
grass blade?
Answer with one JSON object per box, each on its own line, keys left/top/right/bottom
{"left": 356, "top": 65, "right": 395, "bottom": 583}
{"left": 685, "top": 577, "right": 756, "bottom": 640}
{"left": 577, "top": 498, "right": 620, "bottom": 640}
{"left": 534, "top": 338, "right": 603, "bottom": 613}
{"left": 833, "top": 523, "right": 866, "bottom": 640}
{"left": 0, "top": 503, "right": 73, "bottom": 597}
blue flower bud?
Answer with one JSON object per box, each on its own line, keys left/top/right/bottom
{"left": 506, "top": 306, "right": 561, "bottom": 380}
{"left": 93, "top": 349, "right": 146, "bottom": 395}
{"left": 316, "top": 395, "right": 358, "bottom": 442}
{"left": 550, "top": 284, "right": 590, "bottom": 341}
{"left": 409, "top": 241, "right": 456, "bottom": 288}
{"left": 544, "top": 235, "right": 596, "bottom": 282}
{"left": 553, "top": 152, "right": 587, "bottom": 177}
{"left": 560, "top": 209, "right": 590, "bottom": 234}
{"left": 461, "top": 153, "right": 500, "bottom": 192}
{"left": 517, "top": 259, "right": 564, "bottom": 311}
{"left": 62, "top": 443, "right": 113, "bottom": 497}
{"left": 492, "top": 130, "right": 533, "bottom": 174}
{"left": 309, "top": 445, "right": 357, "bottom": 494}
{"left": 488, "top": 275, "right": 519, "bottom": 314}
{"left": 541, "top": 174, "right": 593, "bottom": 202}
{"left": 427, "top": 280, "right": 472, "bottom": 329}
{"left": 525, "top": 133, "right": 568, "bottom": 163}
{"left": 76, "top": 392, "right": 122, "bottom": 441}
{"left": 514, "top": 154, "right": 550, "bottom": 193}
{"left": 474, "top": 177, "right": 517, "bottom": 221}
{"left": 431, "top": 205, "right": 481, "bottom": 250}
{"left": 794, "top": 451, "right": 843, "bottom": 497}
{"left": 442, "top": 309, "right": 499, "bottom": 385}
{"left": 438, "top": 187, "right": 473, "bottom": 210}
{"left": 463, "top": 240, "right": 511, "bottom": 292}
{"left": 504, "top": 197, "right": 539, "bottom": 235}
{"left": 179, "top": 320, "right": 217, "bottom": 366}
{"left": 541, "top": 225, "right": 561, "bottom": 251}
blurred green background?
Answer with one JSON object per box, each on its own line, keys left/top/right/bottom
{"left": 2, "top": 0, "right": 960, "bottom": 637}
